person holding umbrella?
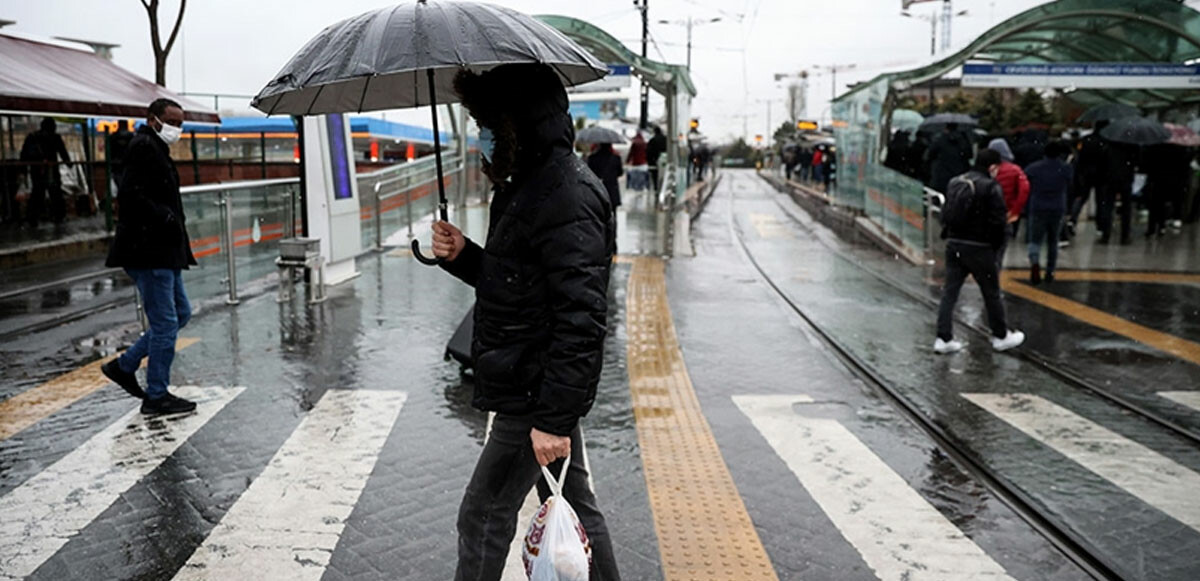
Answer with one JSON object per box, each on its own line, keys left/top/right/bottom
{"left": 250, "top": 3, "right": 620, "bottom": 578}
{"left": 586, "top": 142, "right": 624, "bottom": 211}
{"left": 432, "top": 64, "right": 621, "bottom": 581}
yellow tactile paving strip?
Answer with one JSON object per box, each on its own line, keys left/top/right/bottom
{"left": 1000, "top": 273, "right": 1200, "bottom": 367}
{"left": 0, "top": 337, "right": 200, "bottom": 441}
{"left": 625, "top": 256, "right": 778, "bottom": 580}
{"left": 1002, "top": 270, "right": 1200, "bottom": 285}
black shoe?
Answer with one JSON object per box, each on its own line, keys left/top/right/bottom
{"left": 141, "top": 393, "right": 197, "bottom": 416}
{"left": 102, "top": 360, "right": 145, "bottom": 399}
{"left": 1030, "top": 263, "right": 1042, "bottom": 286}
{"left": 1045, "top": 272, "right": 1055, "bottom": 284}
{"left": 1098, "top": 233, "right": 1110, "bottom": 245}
{"left": 1120, "top": 235, "right": 1132, "bottom": 245}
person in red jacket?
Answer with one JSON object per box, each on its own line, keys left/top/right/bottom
{"left": 987, "top": 138, "right": 1029, "bottom": 268}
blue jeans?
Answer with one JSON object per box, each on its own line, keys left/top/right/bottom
{"left": 117, "top": 268, "right": 191, "bottom": 399}
{"left": 1027, "top": 211, "right": 1063, "bottom": 273}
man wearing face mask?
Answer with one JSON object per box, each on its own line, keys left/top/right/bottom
{"left": 430, "top": 64, "right": 620, "bottom": 580}
{"left": 102, "top": 98, "right": 198, "bottom": 415}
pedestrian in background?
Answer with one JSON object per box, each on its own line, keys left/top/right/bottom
{"left": 431, "top": 64, "right": 621, "bottom": 581}
{"left": 587, "top": 142, "right": 623, "bottom": 212}
{"left": 647, "top": 125, "right": 666, "bottom": 192}
{"left": 934, "top": 148, "right": 1025, "bottom": 354}
{"left": 926, "top": 122, "right": 972, "bottom": 194}
{"left": 626, "top": 131, "right": 649, "bottom": 191}
{"left": 101, "top": 98, "right": 198, "bottom": 416}
{"left": 812, "top": 146, "right": 825, "bottom": 186}
{"left": 987, "top": 137, "right": 1030, "bottom": 266}
{"left": 1066, "top": 121, "right": 1109, "bottom": 239}
{"left": 20, "top": 117, "right": 71, "bottom": 225}
{"left": 1023, "top": 141, "right": 1074, "bottom": 285}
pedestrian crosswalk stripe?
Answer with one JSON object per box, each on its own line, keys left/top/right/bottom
{"left": 1158, "top": 391, "right": 1200, "bottom": 413}
{"left": 172, "top": 389, "right": 407, "bottom": 581}
{"left": 734, "top": 395, "right": 1016, "bottom": 580}
{"left": 0, "top": 337, "right": 201, "bottom": 441}
{"left": 0, "top": 385, "right": 242, "bottom": 580}
{"left": 964, "top": 393, "right": 1200, "bottom": 531}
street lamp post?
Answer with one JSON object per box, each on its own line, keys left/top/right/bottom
{"left": 635, "top": 0, "right": 649, "bottom": 129}
{"left": 658, "top": 16, "right": 722, "bottom": 70}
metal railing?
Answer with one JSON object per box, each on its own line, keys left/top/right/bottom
{"left": 174, "top": 151, "right": 485, "bottom": 305}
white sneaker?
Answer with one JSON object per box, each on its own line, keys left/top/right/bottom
{"left": 934, "top": 338, "right": 965, "bottom": 354}
{"left": 991, "top": 330, "right": 1025, "bottom": 352}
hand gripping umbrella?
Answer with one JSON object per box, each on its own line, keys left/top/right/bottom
{"left": 251, "top": 0, "right": 607, "bottom": 265}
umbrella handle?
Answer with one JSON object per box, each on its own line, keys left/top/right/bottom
{"left": 411, "top": 239, "right": 443, "bottom": 266}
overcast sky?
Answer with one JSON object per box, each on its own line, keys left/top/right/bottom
{"left": 0, "top": 0, "right": 1145, "bottom": 142}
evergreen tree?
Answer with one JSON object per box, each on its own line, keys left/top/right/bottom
{"left": 1006, "top": 89, "right": 1053, "bottom": 129}
{"left": 974, "top": 89, "right": 1008, "bottom": 132}
{"left": 938, "top": 91, "right": 977, "bottom": 114}
{"left": 772, "top": 121, "right": 797, "bottom": 147}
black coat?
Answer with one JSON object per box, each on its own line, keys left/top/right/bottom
{"left": 927, "top": 131, "right": 972, "bottom": 193}
{"left": 941, "top": 170, "right": 1008, "bottom": 249}
{"left": 106, "top": 126, "right": 197, "bottom": 270}
{"left": 586, "top": 148, "right": 623, "bottom": 208}
{"left": 442, "top": 89, "right": 616, "bottom": 437}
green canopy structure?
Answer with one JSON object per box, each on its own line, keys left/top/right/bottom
{"left": 536, "top": 14, "right": 697, "bottom": 204}
{"left": 841, "top": 0, "right": 1200, "bottom": 110}
{"left": 825, "top": 0, "right": 1200, "bottom": 262}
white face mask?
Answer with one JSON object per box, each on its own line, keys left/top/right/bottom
{"left": 155, "top": 116, "right": 182, "bottom": 145}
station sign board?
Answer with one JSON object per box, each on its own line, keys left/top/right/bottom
{"left": 569, "top": 64, "right": 632, "bottom": 93}
{"left": 796, "top": 120, "right": 819, "bottom": 131}
{"left": 961, "top": 62, "right": 1200, "bottom": 89}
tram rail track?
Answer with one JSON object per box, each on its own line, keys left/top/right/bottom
{"left": 727, "top": 176, "right": 1141, "bottom": 581}
{"left": 759, "top": 174, "right": 1200, "bottom": 448}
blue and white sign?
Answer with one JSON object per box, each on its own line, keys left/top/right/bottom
{"left": 961, "top": 62, "right": 1200, "bottom": 89}
{"left": 569, "top": 64, "right": 633, "bottom": 93}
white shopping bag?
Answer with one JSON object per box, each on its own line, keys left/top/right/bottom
{"left": 522, "top": 456, "right": 591, "bottom": 581}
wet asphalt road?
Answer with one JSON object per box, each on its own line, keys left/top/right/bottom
{"left": 3, "top": 172, "right": 1198, "bottom": 579}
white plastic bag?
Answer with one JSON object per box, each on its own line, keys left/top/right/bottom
{"left": 522, "top": 456, "right": 591, "bottom": 581}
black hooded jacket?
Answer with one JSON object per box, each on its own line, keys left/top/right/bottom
{"left": 106, "top": 125, "right": 197, "bottom": 270}
{"left": 442, "top": 68, "right": 616, "bottom": 436}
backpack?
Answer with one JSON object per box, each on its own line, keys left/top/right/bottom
{"left": 940, "top": 173, "right": 977, "bottom": 229}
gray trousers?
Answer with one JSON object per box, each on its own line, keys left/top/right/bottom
{"left": 455, "top": 414, "right": 621, "bottom": 581}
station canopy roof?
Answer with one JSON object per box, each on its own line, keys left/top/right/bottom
{"left": 535, "top": 15, "right": 697, "bottom": 98}
{"left": 838, "top": 0, "right": 1200, "bottom": 109}
{"left": 0, "top": 32, "right": 220, "bottom": 124}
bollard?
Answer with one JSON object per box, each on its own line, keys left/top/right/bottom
{"left": 374, "top": 181, "right": 383, "bottom": 250}
{"left": 218, "top": 191, "right": 240, "bottom": 305}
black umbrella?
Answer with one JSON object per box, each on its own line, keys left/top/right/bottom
{"left": 1100, "top": 116, "right": 1171, "bottom": 146}
{"left": 917, "top": 113, "right": 978, "bottom": 133}
{"left": 575, "top": 126, "right": 626, "bottom": 145}
{"left": 1077, "top": 103, "right": 1139, "bottom": 125}
{"left": 252, "top": 0, "right": 607, "bottom": 264}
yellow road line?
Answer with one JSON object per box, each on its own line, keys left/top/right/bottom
{"left": 0, "top": 337, "right": 201, "bottom": 441}
{"left": 1001, "top": 278, "right": 1200, "bottom": 367}
{"left": 1002, "top": 270, "right": 1200, "bottom": 285}
{"left": 625, "top": 256, "right": 778, "bottom": 580}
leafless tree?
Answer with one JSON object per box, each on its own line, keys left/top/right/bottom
{"left": 139, "top": 0, "right": 187, "bottom": 87}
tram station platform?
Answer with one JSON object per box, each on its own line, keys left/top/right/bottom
{"left": 1, "top": 171, "right": 1197, "bottom": 580}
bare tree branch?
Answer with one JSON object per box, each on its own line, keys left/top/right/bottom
{"left": 163, "top": 0, "right": 186, "bottom": 57}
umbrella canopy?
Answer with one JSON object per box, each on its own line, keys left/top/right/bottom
{"left": 917, "top": 113, "right": 977, "bottom": 132}
{"left": 576, "top": 125, "right": 626, "bottom": 145}
{"left": 891, "top": 109, "right": 924, "bottom": 132}
{"left": 1163, "top": 123, "right": 1200, "bottom": 147}
{"left": 1100, "top": 116, "right": 1171, "bottom": 146}
{"left": 1077, "top": 103, "right": 1139, "bottom": 125}
{"left": 251, "top": 0, "right": 607, "bottom": 116}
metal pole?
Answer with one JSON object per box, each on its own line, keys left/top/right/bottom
{"left": 260, "top": 131, "right": 267, "bottom": 179}
{"left": 406, "top": 188, "right": 414, "bottom": 239}
{"left": 189, "top": 130, "right": 200, "bottom": 185}
{"left": 219, "top": 191, "right": 240, "bottom": 305}
{"left": 639, "top": 0, "right": 649, "bottom": 129}
{"left": 374, "top": 182, "right": 383, "bottom": 250}
{"left": 103, "top": 128, "right": 114, "bottom": 231}
{"left": 686, "top": 18, "right": 692, "bottom": 70}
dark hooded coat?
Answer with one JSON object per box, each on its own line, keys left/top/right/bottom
{"left": 442, "top": 65, "right": 616, "bottom": 436}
